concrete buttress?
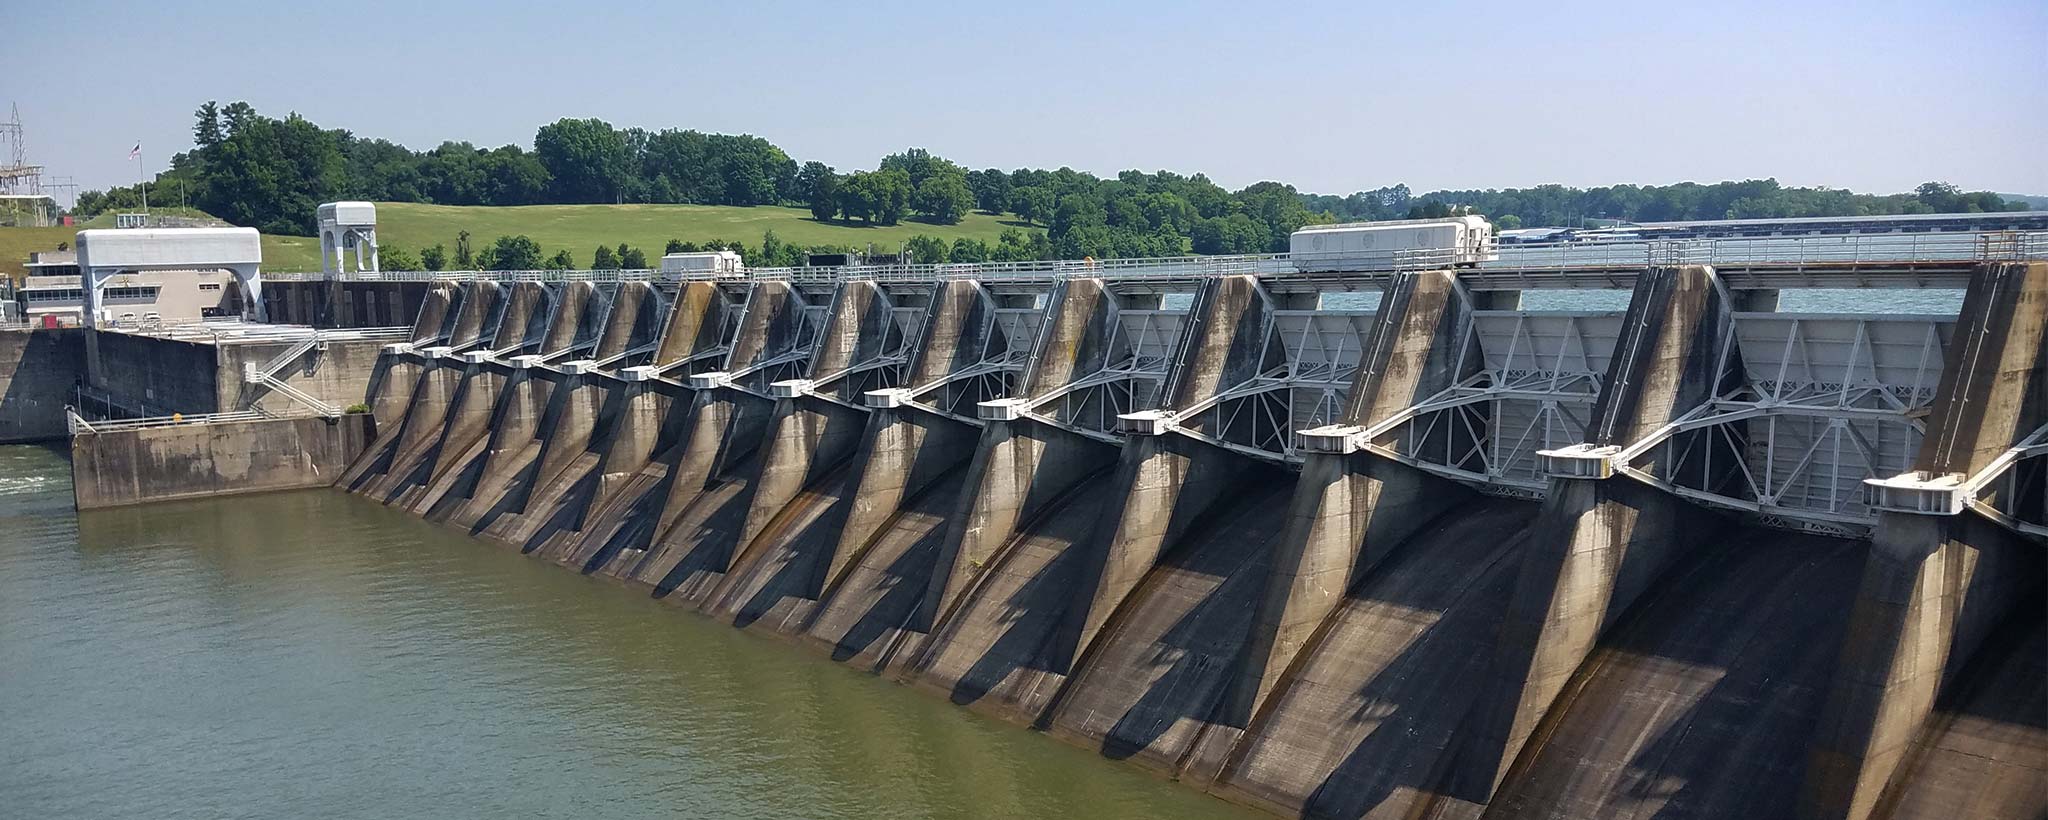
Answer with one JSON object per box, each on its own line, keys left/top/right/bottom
{"left": 615, "top": 281, "right": 807, "bottom": 601}
{"left": 1800, "top": 260, "right": 2048, "bottom": 820}
{"left": 1432, "top": 264, "right": 1742, "bottom": 816}
{"left": 799, "top": 279, "right": 999, "bottom": 667}
{"left": 702, "top": 280, "right": 894, "bottom": 626}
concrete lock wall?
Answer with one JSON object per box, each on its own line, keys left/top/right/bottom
{"left": 85, "top": 330, "right": 223, "bottom": 414}
{"left": 279, "top": 267, "right": 2048, "bottom": 819}
{"left": 0, "top": 328, "right": 87, "bottom": 443}
{"left": 263, "top": 280, "right": 431, "bottom": 328}
{"left": 72, "top": 414, "right": 372, "bottom": 509}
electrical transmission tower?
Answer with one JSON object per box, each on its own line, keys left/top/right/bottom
{"left": 0, "top": 103, "right": 47, "bottom": 196}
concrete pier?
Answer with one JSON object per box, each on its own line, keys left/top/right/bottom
{"left": 1800, "top": 260, "right": 2048, "bottom": 820}
{"left": 1440, "top": 265, "right": 1743, "bottom": 813}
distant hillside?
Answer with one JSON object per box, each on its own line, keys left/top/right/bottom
{"left": 1997, "top": 193, "right": 2048, "bottom": 210}
{"left": 5, "top": 202, "right": 1031, "bottom": 280}
{"left": 350, "top": 201, "right": 1027, "bottom": 273}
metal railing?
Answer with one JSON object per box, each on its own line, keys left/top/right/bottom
{"left": 263, "top": 230, "right": 2048, "bottom": 287}
{"left": 104, "top": 316, "right": 412, "bottom": 346}
{"left": 67, "top": 406, "right": 312, "bottom": 435}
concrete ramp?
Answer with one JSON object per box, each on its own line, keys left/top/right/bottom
{"left": 447, "top": 281, "right": 504, "bottom": 349}
{"left": 1205, "top": 499, "right": 1535, "bottom": 818}
{"left": 431, "top": 370, "right": 555, "bottom": 527}
{"left": 1479, "top": 526, "right": 1865, "bottom": 820}
{"left": 394, "top": 365, "right": 509, "bottom": 513}
{"left": 1040, "top": 457, "right": 1292, "bottom": 774}
{"left": 699, "top": 394, "right": 868, "bottom": 618}
{"left": 492, "top": 282, "right": 553, "bottom": 355}
{"left": 550, "top": 391, "right": 697, "bottom": 573}
{"left": 335, "top": 352, "right": 422, "bottom": 490}
{"left": 589, "top": 384, "right": 772, "bottom": 583}
{"left": 352, "top": 362, "right": 466, "bottom": 500}
{"left": 524, "top": 385, "right": 677, "bottom": 560}
{"left": 801, "top": 457, "right": 975, "bottom": 669}
{"left": 905, "top": 462, "right": 1120, "bottom": 718}
{"left": 619, "top": 454, "right": 761, "bottom": 600}
{"left": 592, "top": 281, "right": 663, "bottom": 363}
{"left": 800, "top": 406, "right": 986, "bottom": 668}
{"left": 409, "top": 286, "right": 455, "bottom": 344}
{"left": 475, "top": 377, "right": 628, "bottom": 549}
{"left": 1868, "top": 610, "right": 2046, "bottom": 820}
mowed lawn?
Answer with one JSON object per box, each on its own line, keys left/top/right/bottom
{"left": 365, "top": 202, "right": 1031, "bottom": 271}
{"left": 1, "top": 213, "right": 326, "bottom": 280}
{"left": 6, "top": 202, "right": 1039, "bottom": 280}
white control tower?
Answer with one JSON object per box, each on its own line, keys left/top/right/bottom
{"left": 317, "top": 201, "right": 379, "bottom": 276}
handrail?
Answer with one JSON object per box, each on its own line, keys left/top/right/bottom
{"left": 67, "top": 409, "right": 296, "bottom": 434}
{"left": 264, "top": 230, "right": 2048, "bottom": 286}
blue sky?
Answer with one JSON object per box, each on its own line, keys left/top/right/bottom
{"left": 12, "top": 0, "right": 2047, "bottom": 198}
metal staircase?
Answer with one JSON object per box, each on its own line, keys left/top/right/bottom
{"left": 242, "top": 334, "right": 340, "bottom": 416}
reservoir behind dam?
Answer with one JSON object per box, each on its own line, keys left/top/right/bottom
{"left": 0, "top": 445, "right": 1256, "bottom": 820}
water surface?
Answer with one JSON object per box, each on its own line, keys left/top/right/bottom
{"left": 0, "top": 445, "right": 1257, "bottom": 820}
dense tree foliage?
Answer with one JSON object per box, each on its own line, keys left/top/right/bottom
{"left": 71, "top": 101, "right": 2029, "bottom": 271}
{"left": 379, "top": 246, "right": 420, "bottom": 271}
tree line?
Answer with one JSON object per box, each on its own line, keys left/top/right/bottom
{"left": 72, "top": 101, "right": 2029, "bottom": 263}
{"left": 372, "top": 225, "right": 1061, "bottom": 272}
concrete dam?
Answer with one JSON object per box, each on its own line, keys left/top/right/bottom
{"left": 47, "top": 240, "right": 2048, "bottom": 819}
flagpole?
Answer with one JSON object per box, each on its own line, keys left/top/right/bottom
{"left": 137, "top": 143, "right": 148, "bottom": 217}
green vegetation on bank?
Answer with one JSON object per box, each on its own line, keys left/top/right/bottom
{"left": 3, "top": 201, "right": 1045, "bottom": 279}
{"left": 362, "top": 201, "right": 1022, "bottom": 271}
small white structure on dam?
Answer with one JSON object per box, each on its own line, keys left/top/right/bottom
{"left": 318, "top": 201, "right": 379, "bottom": 276}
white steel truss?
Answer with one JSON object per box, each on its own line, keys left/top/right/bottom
{"left": 1603, "top": 313, "right": 1955, "bottom": 534}
{"left": 1022, "top": 307, "right": 1186, "bottom": 439}
{"left": 899, "top": 285, "right": 1048, "bottom": 420}
{"left": 1361, "top": 309, "right": 1622, "bottom": 495}
{"left": 1961, "top": 424, "right": 2048, "bottom": 540}
{"left": 809, "top": 297, "right": 930, "bottom": 404}
{"left": 723, "top": 297, "right": 826, "bottom": 395}
{"left": 1163, "top": 296, "right": 1377, "bottom": 462}
{"left": 654, "top": 298, "right": 746, "bottom": 379}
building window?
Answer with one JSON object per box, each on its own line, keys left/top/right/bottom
{"left": 24, "top": 288, "right": 82, "bottom": 303}
{"left": 104, "top": 286, "right": 161, "bottom": 300}
{"left": 199, "top": 283, "right": 223, "bottom": 291}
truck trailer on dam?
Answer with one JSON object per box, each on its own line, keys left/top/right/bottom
{"left": 16, "top": 211, "right": 2046, "bottom": 820}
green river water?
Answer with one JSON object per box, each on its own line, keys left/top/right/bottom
{"left": 0, "top": 444, "right": 1259, "bottom": 820}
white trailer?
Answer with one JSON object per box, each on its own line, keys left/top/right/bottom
{"left": 659, "top": 250, "right": 746, "bottom": 276}
{"left": 1289, "top": 215, "right": 1498, "bottom": 272}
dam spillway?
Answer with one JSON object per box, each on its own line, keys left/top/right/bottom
{"left": 56, "top": 244, "right": 2048, "bottom": 819}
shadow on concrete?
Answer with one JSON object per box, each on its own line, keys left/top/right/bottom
{"left": 724, "top": 461, "right": 857, "bottom": 629}
{"left": 637, "top": 468, "right": 759, "bottom": 600}
{"left": 1870, "top": 595, "right": 2048, "bottom": 820}
{"left": 1209, "top": 499, "right": 1532, "bottom": 818}
{"left": 804, "top": 460, "right": 972, "bottom": 668}
{"left": 1078, "top": 473, "right": 1290, "bottom": 763}
{"left": 943, "top": 472, "right": 1117, "bottom": 707}
{"left": 1481, "top": 527, "right": 1864, "bottom": 820}
{"left": 1436, "top": 479, "right": 1726, "bottom": 811}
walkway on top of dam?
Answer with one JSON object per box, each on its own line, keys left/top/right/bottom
{"left": 267, "top": 228, "right": 2048, "bottom": 292}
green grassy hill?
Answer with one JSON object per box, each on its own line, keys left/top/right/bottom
{"left": 353, "top": 202, "right": 1030, "bottom": 273}
{"left": 4, "top": 202, "right": 1040, "bottom": 280}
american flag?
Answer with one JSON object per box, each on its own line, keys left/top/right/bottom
{"left": 128, "top": 143, "right": 141, "bottom": 160}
